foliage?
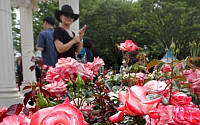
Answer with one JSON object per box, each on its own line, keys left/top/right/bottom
{"left": 11, "top": 8, "right": 21, "bottom": 52}
{"left": 32, "top": 0, "right": 59, "bottom": 52}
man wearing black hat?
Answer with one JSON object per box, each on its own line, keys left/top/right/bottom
{"left": 37, "top": 16, "right": 57, "bottom": 67}
{"left": 54, "top": 4, "right": 87, "bottom": 60}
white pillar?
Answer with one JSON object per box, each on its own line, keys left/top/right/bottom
{"left": 11, "top": 0, "right": 37, "bottom": 87}
{"left": 59, "top": 0, "right": 79, "bottom": 34}
{"left": 0, "top": 0, "right": 22, "bottom": 107}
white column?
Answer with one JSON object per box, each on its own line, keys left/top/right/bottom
{"left": 59, "top": 0, "right": 79, "bottom": 34}
{"left": 11, "top": 0, "right": 37, "bottom": 86}
{"left": 0, "top": 0, "right": 22, "bottom": 107}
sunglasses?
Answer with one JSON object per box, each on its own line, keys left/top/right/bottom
{"left": 63, "top": 13, "right": 74, "bottom": 19}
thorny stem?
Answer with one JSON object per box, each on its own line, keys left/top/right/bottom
{"left": 169, "top": 59, "right": 174, "bottom": 104}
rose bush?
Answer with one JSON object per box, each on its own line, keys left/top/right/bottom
{"left": 0, "top": 40, "right": 200, "bottom": 124}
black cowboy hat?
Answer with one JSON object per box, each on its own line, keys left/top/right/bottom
{"left": 55, "top": 4, "right": 79, "bottom": 22}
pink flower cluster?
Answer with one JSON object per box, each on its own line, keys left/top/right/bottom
{"left": 45, "top": 57, "right": 104, "bottom": 83}
{"left": 144, "top": 86, "right": 200, "bottom": 125}
{"left": 145, "top": 103, "right": 200, "bottom": 125}
{"left": 120, "top": 40, "right": 138, "bottom": 52}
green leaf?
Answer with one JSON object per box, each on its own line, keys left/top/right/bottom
{"left": 181, "top": 83, "right": 192, "bottom": 89}
{"left": 157, "top": 62, "right": 165, "bottom": 72}
{"left": 146, "top": 60, "right": 163, "bottom": 70}
{"left": 172, "top": 76, "right": 187, "bottom": 81}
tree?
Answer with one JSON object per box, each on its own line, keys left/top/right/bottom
{"left": 80, "top": 0, "right": 140, "bottom": 67}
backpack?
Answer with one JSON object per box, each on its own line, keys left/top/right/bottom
{"left": 76, "top": 47, "right": 87, "bottom": 63}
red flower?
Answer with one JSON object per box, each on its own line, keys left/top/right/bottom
{"left": 120, "top": 40, "right": 138, "bottom": 52}
{"left": 30, "top": 97, "right": 88, "bottom": 125}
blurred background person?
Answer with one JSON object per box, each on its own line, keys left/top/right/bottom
{"left": 120, "top": 60, "right": 127, "bottom": 74}
{"left": 15, "top": 53, "right": 23, "bottom": 91}
{"left": 37, "top": 16, "right": 57, "bottom": 67}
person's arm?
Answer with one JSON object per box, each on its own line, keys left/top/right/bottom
{"left": 37, "top": 47, "right": 43, "bottom": 51}
{"left": 55, "top": 36, "right": 81, "bottom": 54}
{"left": 37, "top": 33, "right": 45, "bottom": 51}
{"left": 75, "top": 25, "right": 87, "bottom": 53}
{"left": 75, "top": 40, "right": 83, "bottom": 53}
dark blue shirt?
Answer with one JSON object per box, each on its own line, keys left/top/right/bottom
{"left": 37, "top": 28, "right": 57, "bottom": 67}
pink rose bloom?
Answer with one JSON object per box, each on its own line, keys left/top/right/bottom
{"left": 56, "top": 57, "right": 79, "bottom": 76}
{"left": 189, "top": 80, "right": 200, "bottom": 94}
{"left": 155, "top": 64, "right": 171, "bottom": 73}
{"left": 0, "top": 114, "right": 30, "bottom": 125}
{"left": 85, "top": 57, "right": 105, "bottom": 75}
{"left": 175, "top": 62, "right": 182, "bottom": 68}
{"left": 120, "top": 40, "right": 138, "bottom": 52}
{"left": 45, "top": 67, "right": 63, "bottom": 83}
{"left": 169, "top": 90, "right": 192, "bottom": 106}
{"left": 43, "top": 80, "right": 68, "bottom": 98}
{"left": 173, "top": 106, "right": 200, "bottom": 125}
{"left": 109, "top": 85, "right": 162, "bottom": 123}
{"left": 134, "top": 72, "right": 147, "bottom": 85}
{"left": 77, "top": 63, "right": 95, "bottom": 82}
{"left": 145, "top": 103, "right": 176, "bottom": 125}
{"left": 183, "top": 69, "right": 200, "bottom": 83}
{"left": 30, "top": 97, "right": 88, "bottom": 125}
{"left": 144, "top": 80, "right": 169, "bottom": 95}
{"left": 45, "top": 58, "right": 80, "bottom": 83}
{"left": 161, "top": 64, "right": 171, "bottom": 73}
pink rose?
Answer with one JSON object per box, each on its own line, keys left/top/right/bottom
{"left": 144, "top": 80, "right": 169, "bottom": 95}
{"left": 45, "top": 67, "right": 63, "bottom": 83}
{"left": 145, "top": 103, "right": 176, "bottom": 125}
{"left": 161, "top": 64, "right": 171, "bottom": 73}
{"left": 30, "top": 97, "right": 88, "bottom": 125}
{"left": 169, "top": 90, "right": 192, "bottom": 106}
{"left": 77, "top": 63, "right": 95, "bottom": 82}
{"left": 155, "top": 64, "right": 171, "bottom": 73}
{"left": 189, "top": 80, "right": 200, "bottom": 94}
{"left": 173, "top": 106, "right": 200, "bottom": 125}
{"left": 109, "top": 85, "right": 162, "bottom": 123}
{"left": 135, "top": 72, "right": 147, "bottom": 85}
{"left": 120, "top": 40, "right": 138, "bottom": 52}
{"left": 43, "top": 80, "right": 68, "bottom": 98}
{"left": 85, "top": 57, "right": 105, "bottom": 75}
{"left": 183, "top": 69, "right": 200, "bottom": 83}
{"left": 0, "top": 114, "right": 30, "bottom": 125}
